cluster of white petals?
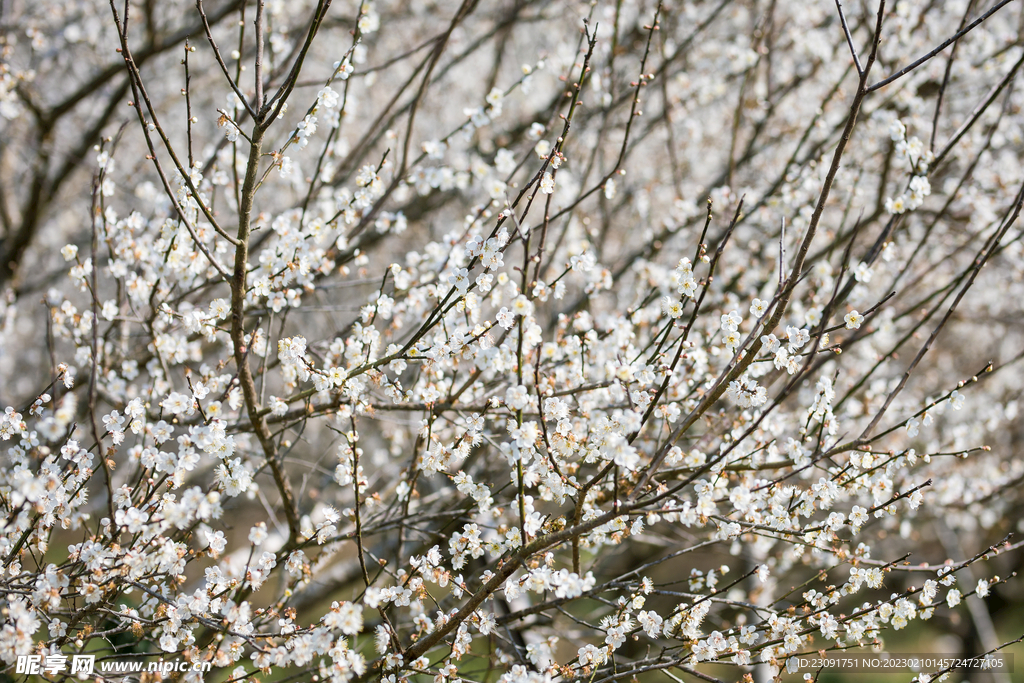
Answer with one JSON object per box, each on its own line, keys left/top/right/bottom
{"left": 1, "top": 1, "right": 1023, "bottom": 682}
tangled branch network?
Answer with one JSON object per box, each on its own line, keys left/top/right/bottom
{"left": 2, "top": 0, "right": 1024, "bottom": 681}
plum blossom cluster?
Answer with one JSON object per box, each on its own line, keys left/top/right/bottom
{"left": 1, "top": 1, "right": 1023, "bottom": 683}
{"left": 884, "top": 117, "right": 935, "bottom": 215}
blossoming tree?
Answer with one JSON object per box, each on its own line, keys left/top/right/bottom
{"left": 2, "top": 0, "right": 1024, "bottom": 682}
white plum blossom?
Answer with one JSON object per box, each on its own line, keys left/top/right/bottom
{"left": 0, "top": 3, "right": 1016, "bottom": 683}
